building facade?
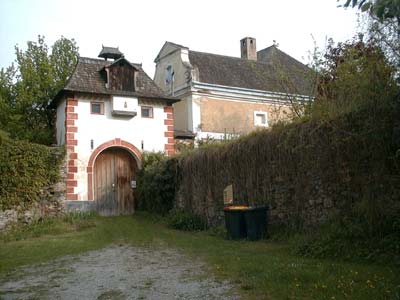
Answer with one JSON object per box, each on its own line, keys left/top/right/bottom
{"left": 154, "top": 37, "right": 313, "bottom": 141}
{"left": 51, "top": 47, "right": 177, "bottom": 215}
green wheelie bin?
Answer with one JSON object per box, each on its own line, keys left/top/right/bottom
{"left": 223, "top": 206, "right": 249, "bottom": 240}
{"left": 244, "top": 206, "right": 268, "bottom": 241}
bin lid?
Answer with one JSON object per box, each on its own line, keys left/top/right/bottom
{"left": 224, "top": 205, "right": 249, "bottom": 211}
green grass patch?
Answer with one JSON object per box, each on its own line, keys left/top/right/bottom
{"left": 1, "top": 213, "right": 399, "bottom": 300}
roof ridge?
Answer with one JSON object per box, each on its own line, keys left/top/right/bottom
{"left": 165, "top": 41, "right": 188, "bottom": 49}
{"left": 189, "top": 50, "right": 273, "bottom": 66}
{"left": 257, "top": 45, "right": 275, "bottom": 53}
{"left": 79, "top": 56, "right": 143, "bottom": 68}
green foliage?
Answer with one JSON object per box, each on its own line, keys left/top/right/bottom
{"left": 166, "top": 208, "right": 208, "bottom": 231}
{"left": 0, "top": 35, "right": 79, "bottom": 145}
{"left": 293, "top": 212, "right": 400, "bottom": 265}
{"left": 312, "top": 37, "right": 398, "bottom": 120}
{"left": 0, "top": 139, "right": 65, "bottom": 210}
{"left": 341, "top": 0, "right": 400, "bottom": 23}
{"left": 137, "top": 153, "right": 177, "bottom": 215}
{"left": 141, "top": 151, "right": 165, "bottom": 169}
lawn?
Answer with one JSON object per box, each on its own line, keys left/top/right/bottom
{"left": 0, "top": 213, "right": 399, "bottom": 300}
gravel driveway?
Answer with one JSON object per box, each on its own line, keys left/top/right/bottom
{"left": 0, "top": 245, "right": 238, "bottom": 300}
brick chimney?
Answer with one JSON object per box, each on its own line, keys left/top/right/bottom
{"left": 240, "top": 37, "right": 257, "bottom": 60}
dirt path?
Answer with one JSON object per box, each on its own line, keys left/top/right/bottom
{"left": 0, "top": 245, "right": 238, "bottom": 300}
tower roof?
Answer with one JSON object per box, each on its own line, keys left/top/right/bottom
{"left": 98, "top": 46, "right": 124, "bottom": 60}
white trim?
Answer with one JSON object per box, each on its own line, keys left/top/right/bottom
{"left": 197, "top": 131, "right": 240, "bottom": 140}
{"left": 253, "top": 110, "right": 268, "bottom": 127}
{"left": 192, "top": 81, "right": 312, "bottom": 104}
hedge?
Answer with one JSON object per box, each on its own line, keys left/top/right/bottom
{"left": 0, "top": 138, "right": 64, "bottom": 210}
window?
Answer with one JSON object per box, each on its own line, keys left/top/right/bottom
{"left": 254, "top": 111, "right": 268, "bottom": 127}
{"left": 141, "top": 106, "right": 153, "bottom": 118}
{"left": 91, "top": 102, "right": 104, "bottom": 115}
{"left": 165, "top": 65, "right": 174, "bottom": 85}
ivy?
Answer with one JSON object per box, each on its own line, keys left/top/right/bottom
{"left": 0, "top": 139, "right": 64, "bottom": 210}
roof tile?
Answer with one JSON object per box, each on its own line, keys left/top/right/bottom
{"left": 63, "top": 57, "right": 174, "bottom": 100}
{"left": 188, "top": 46, "right": 315, "bottom": 96}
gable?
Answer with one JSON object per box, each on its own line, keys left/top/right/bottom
{"left": 154, "top": 41, "right": 188, "bottom": 63}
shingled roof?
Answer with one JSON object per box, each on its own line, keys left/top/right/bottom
{"left": 51, "top": 57, "right": 176, "bottom": 106}
{"left": 188, "top": 46, "right": 315, "bottom": 96}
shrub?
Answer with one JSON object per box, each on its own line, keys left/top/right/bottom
{"left": 137, "top": 155, "right": 178, "bottom": 215}
{"left": 0, "top": 139, "right": 64, "bottom": 210}
{"left": 166, "top": 208, "right": 208, "bottom": 231}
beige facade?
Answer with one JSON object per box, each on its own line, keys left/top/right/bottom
{"left": 199, "top": 97, "right": 291, "bottom": 134}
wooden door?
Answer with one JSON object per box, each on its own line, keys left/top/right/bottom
{"left": 94, "top": 148, "right": 137, "bottom": 216}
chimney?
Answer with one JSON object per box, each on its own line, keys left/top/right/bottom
{"left": 240, "top": 37, "right": 257, "bottom": 60}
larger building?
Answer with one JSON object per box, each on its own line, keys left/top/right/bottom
{"left": 154, "top": 37, "right": 314, "bottom": 141}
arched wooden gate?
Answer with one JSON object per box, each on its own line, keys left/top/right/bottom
{"left": 93, "top": 147, "right": 138, "bottom": 216}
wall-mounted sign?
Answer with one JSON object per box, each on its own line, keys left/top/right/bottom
{"left": 223, "top": 184, "right": 233, "bottom": 205}
{"left": 130, "top": 180, "right": 137, "bottom": 189}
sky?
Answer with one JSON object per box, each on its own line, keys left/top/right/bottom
{"left": 0, "top": 0, "right": 360, "bottom": 78}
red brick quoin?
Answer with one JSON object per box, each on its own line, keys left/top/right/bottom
{"left": 86, "top": 139, "right": 143, "bottom": 201}
{"left": 164, "top": 106, "right": 175, "bottom": 156}
{"left": 65, "top": 98, "right": 79, "bottom": 200}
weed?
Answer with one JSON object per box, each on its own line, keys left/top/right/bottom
{"left": 166, "top": 208, "right": 208, "bottom": 231}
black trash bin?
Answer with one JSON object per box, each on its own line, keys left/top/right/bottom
{"left": 244, "top": 206, "right": 268, "bottom": 241}
{"left": 223, "top": 206, "right": 249, "bottom": 240}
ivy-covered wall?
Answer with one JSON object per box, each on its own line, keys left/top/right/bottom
{"left": 176, "top": 102, "right": 399, "bottom": 226}
{"left": 0, "top": 138, "right": 65, "bottom": 210}
{"left": 138, "top": 101, "right": 400, "bottom": 227}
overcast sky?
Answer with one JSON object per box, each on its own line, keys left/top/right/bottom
{"left": 0, "top": 0, "right": 360, "bottom": 78}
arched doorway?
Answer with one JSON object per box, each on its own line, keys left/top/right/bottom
{"left": 93, "top": 147, "right": 138, "bottom": 216}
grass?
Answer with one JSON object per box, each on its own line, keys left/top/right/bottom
{"left": 1, "top": 213, "right": 399, "bottom": 300}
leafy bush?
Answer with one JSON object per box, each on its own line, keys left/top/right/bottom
{"left": 0, "top": 139, "right": 64, "bottom": 210}
{"left": 141, "top": 151, "right": 165, "bottom": 169}
{"left": 166, "top": 208, "right": 208, "bottom": 231}
{"left": 137, "top": 154, "right": 177, "bottom": 215}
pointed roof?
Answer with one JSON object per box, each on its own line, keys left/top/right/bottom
{"left": 188, "top": 47, "right": 314, "bottom": 96}
{"left": 106, "top": 57, "right": 140, "bottom": 70}
{"left": 155, "top": 41, "right": 315, "bottom": 96}
{"left": 154, "top": 41, "right": 188, "bottom": 63}
{"left": 50, "top": 56, "right": 178, "bottom": 107}
{"left": 98, "top": 46, "right": 124, "bottom": 60}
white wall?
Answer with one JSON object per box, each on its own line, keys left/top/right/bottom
{"left": 56, "top": 98, "right": 66, "bottom": 146}
{"left": 73, "top": 94, "right": 168, "bottom": 200}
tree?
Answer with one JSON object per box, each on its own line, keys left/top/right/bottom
{"left": 341, "top": 0, "right": 400, "bottom": 24}
{"left": 340, "top": 0, "right": 400, "bottom": 75}
{"left": 0, "top": 35, "right": 78, "bottom": 144}
{"left": 0, "top": 65, "right": 16, "bottom": 131}
{"left": 312, "top": 36, "right": 398, "bottom": 120}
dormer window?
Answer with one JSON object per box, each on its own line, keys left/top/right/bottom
{"left": 103, "top": 57, "right": 138, "bottom": 92}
